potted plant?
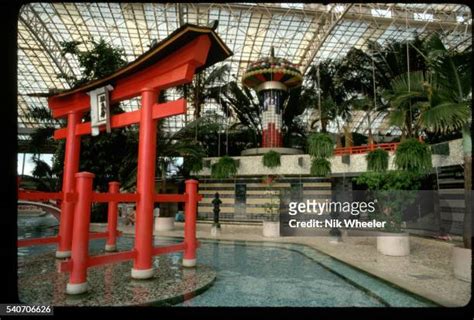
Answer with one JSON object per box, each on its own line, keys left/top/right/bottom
{"left": 211, "top": 155, "right": 239, "bottom": 179}
{"left": 155, "top": 160, "right": 176, "bottom": 231}
{"left": 262, "top": 150, "right": 281, "bottom": 168}
{"left": 383, "top": 33, "right": 471, "bottom": 279}
{"left": 308, "top": 132, "right": 333, "bottom": 177}
{"left": 262, "top": 181, "right": 280, "bottom": 237}
{"left": 154, "top": 203, "right": 175, "bottom": 232}
{"left": 355, "top": 171, "right": 423, "bottom": 256}
{"left": 393, "top": 138, "right": 432, "bottom": 173}
{"left": 366, "top": 148, "right": 389, "bottom": 172}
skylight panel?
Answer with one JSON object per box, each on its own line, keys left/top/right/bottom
{"left": 281, "top": 3, "right": 304, "bottom": 10}
{"left": 414, "top": 12, "right": 434, "bottom": 21}
{"left": 371, "top": 9, "right": 392, "bottom": 18}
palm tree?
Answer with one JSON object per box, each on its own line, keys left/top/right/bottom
{"left": 384, "top": 33, "right": 471, "bottom": 248}
{"left": 29, "top": 156, "right": 60, "bottom": 192}
{"left": 421, "top": 34, "right": 471, "bottom": 249}
{"left": 333, "top": 38, "right": 428, "bottom": 144}
{"left": 306, "top": 61, "right": 347, "bottom": 134}
{"left": 176, "top": 64, "right": 231, "bottom": 140}
{"left": 220, "top": 80, "right": 262, "bottom": 135}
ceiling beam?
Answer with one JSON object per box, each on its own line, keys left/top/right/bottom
{"left": 299, "top": 4, "right": 354, "bottom": 74}
{"left": 19, "top": 4, "right": 76, "bottom": 87}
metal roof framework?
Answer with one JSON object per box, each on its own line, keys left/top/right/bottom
{"left": 17, "top": 2, "right": 472, "bottom": 141}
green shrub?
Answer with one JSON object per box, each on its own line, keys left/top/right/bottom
{"left": 366, "top": 148, "right": 389, "bottom": 172}
{"left": 354, "top": 171, "right": 423, "bottom": 232}
{"left": 211, "top": 156, "right": 239, "bottom": 179}
{"left": 394, "top": 138, "right": 432, "bottom": 174}
{"left": 308, "top": 133, "right": 334, "bottom": 158}
{"left": 310, "top": 158, "right": 331, "bottom": 177}
{"left": 262, "top": 150, "right": 281, "bottom": 168}
{"left": 190, "top": 158, "right": 204, "bottom": 173}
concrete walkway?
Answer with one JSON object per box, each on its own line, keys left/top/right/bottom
{"left": 92, "top": 221, "right": 471, "bottom": 307}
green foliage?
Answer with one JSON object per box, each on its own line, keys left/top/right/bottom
{"left": 263, "top": 182, "right": 280, "bottom": 222}
{"left": 262, "top": 150, "right": 281, "bottom": 168}
{"left": 308, "top": 133, "right": 334, "bottom": 158}
{"left": 211, "top": 156, "right": 239, "bottom": 179}
{"left": 29, "top": 156, "right": 59, "bottom": 192}
{"left": 383, "top": 33, "right": 471, "bottom": 140}
{"left": 58, "top": 39, "right": 127, "bottom": 86}
{"left": 307, "top": 132, "right": 333, "bottom": 177}
{"left": 384, "top": 71, "right": 470, "bottom": 137}
{"left": 192, "top": 159, "right": 204, "bottom": 172}
{"left": 177, "top": 64, "right": 230, "bottom": 119}
{"left": 394, "top": 138, "right": 432, "bottom": 174}
{"left": 354, "top": 171, "right": 423, "bottom": 232}
{"left": 310, "top": 158, "right": 331, "bottom": 177}
{"left": 366, "top": 148, "right": 389, "bottom": 172}
{"left": 354, "top": 171, "right": 422, "bottom": 191}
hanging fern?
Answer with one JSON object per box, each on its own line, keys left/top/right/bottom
{"left": 262, "top": 150, "right": 281, "bottom": 168}
{"left": 366, "top": 148, "right": 389, "bottom": 172}
{"left": 308, "top": 133, "right": 334, "bottom": 158}
{"left": 310, "top": 158, "right": 331, "bottom": 177}
{"left": 307, "top": 132, "right": 333, "bottom": 177}
{"left": 211, "top": 156, "right": 239, "bottom": 179}
{"left": 394, "top": 138, "right": 432, "bottom": 174}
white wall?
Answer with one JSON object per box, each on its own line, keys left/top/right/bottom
{"left": 197, "top": 139, "right": 463, "bottom": 177}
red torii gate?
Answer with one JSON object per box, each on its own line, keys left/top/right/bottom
{"left": 22, "top": 24, "right": 231, "bottom": 294}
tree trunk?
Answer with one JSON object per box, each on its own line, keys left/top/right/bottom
{"left": 321, "top": 118, "right": 328, "bottom": 133}
{"left": 343, "top": 124, "right": 353, "bottom": 148}
{"left": 367, "top": 112, "right": 374, "bottom": 145}
{"left": 335, "top": 119, "right": 342, "bottom": 148}
{"left": 462, "top": 125, "right": 472, "bottom": 249}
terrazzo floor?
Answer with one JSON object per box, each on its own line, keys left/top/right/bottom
{"left": 18, "top": 251, "right": 216, "bottom": 306}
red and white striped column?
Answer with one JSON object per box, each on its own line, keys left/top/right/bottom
{"left": 258, "top": 81, "right": 287, "bottom": 148}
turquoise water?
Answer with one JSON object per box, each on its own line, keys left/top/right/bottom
{"left": 18, "top": 216, "right": 435, "bottom": 307}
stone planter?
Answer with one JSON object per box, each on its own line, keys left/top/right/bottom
{"left": 376, "top": 232, "right": 410, "bottom": 256}
{"left": 452, "top": 246, "right": 471, "bottom": 282}
{"left": 154, "top": 217, "right": 175, "bottom": 231}
{"left": 263, "top": 221, "right": 280, "bottom": 238}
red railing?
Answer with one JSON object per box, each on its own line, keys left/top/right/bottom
{"left": 333, "top": 142, "right": 399, "bottom": 156}
{"left": 18, "top": 175, "right": 203, "bottom": 295}
{"left": 17, "top": 184, "right": 123, "bottom": 248}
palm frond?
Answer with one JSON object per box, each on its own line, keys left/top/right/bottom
{"left": 419, "top": 101, "right": 470, "bottom": 133}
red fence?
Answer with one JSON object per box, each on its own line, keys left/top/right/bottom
{"left": 333, "top": 142, "right": 399, "bottom": 156}
{"left": 18, "top": 175, "right": 202, "bottom": 295}
{"left": 17, "top": 184, "right": 123, "bottom": 248}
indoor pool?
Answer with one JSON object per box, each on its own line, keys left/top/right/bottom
{"left": 17, "top": 216, "right": 436, "bottom": 307}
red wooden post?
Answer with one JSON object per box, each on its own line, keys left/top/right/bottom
{"left": 105, "top": 181, "right": 120, "bottom": 252}
{"left": 57, "top": 111, "right": 82, "bottom": 259}
{"left": 183, "top": 179, "right": 198, "bottom": 267}
{"left": 131, "top": 88, "right": 158, "bottom": 279}
{"left": 66, "top": 172, "right": 94, "bottom": 295}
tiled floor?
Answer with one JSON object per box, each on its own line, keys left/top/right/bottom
{"left": 96, "top": 222, "right": 471, "bottom": 307}
{"left": 18, "top": 249, "right": 216, "bottom": 306}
